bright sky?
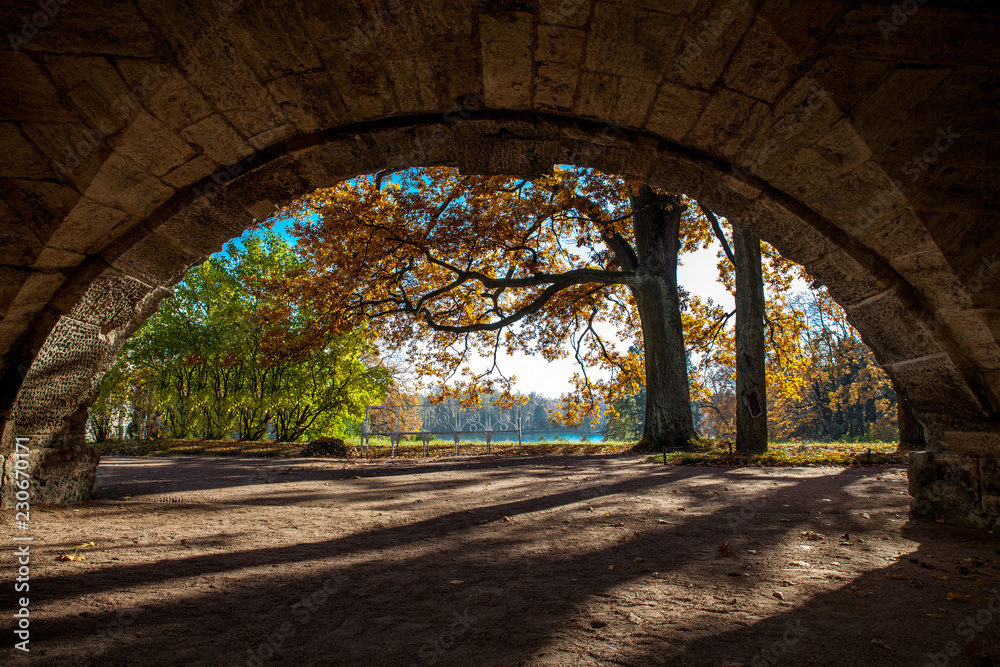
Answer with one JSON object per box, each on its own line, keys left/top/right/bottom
{"left": 470, "top": 245, "right": 735, "bottom": 397}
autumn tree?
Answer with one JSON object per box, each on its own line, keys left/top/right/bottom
{"left": 683, "top": 212, "right": 809, "bottom": 445}
{"left": 698, "top": 205, "right": 768, "bottom": 454}
{"left": 278, "top": 167, "right": 701, "bottom": 450}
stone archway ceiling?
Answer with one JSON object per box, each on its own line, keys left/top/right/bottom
{"left": 1, "top": 0, "right": 999, "bottom": 461}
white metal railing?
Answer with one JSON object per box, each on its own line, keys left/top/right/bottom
{"left": 360, "top": 402, "right": 522, "bottom": 456}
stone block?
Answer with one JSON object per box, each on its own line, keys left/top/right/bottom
{"left": 0, "top": 443, "right": 100, "bottom": 508}
{"left": 68, "top": 272, "right": 153, "bottom": 333}
{"left": 888, "top": 354, "right": 988, "bottom": 428}
{"left": 803, "top": 160, "right": 907, "bottom": 236}
{"left": 686, "top": 89, "right": 770, "bottom": 162}
{"left": 845, "top": 290, "right": 940, "bottom": 363}
{"left": 83, "top": 152, "right": 175, "bottom": 218}
{"left": 157, "top": 195, "right": 252, "bottom": 257}
{"left": 537, "top": 25, "right": 586, "bottom": 64}
{"left": 4, "top": 272, "right": 65, "bottom": 321}
{"left": 908, "top": 450, "right": 1000, "bottom": 530}
{"left": 0, "top": 52, "right": 78, "bottom": 122}
{"left": 115, "top": 111, "right": 196, "bottom": 177}
{"left": 739, "top": 197, "right": 837, "bottom": 267}
{"left": 538, "top": 0, "right": 591, "bottom": 27}
{"left": 585, "top": 2, "right": 684, "bottom": 83}
{"left": 722, "top": 16, "right": 800, "bottom": 103}
{"left": 645, "top": 83, "right": 709, "bottom": 142}
{"left": 0, "top": 123, "right": 52, "bottom": 180}
{"left": 575, "top": 72, "right": 657, "bottom": 128}
{"left": 669, "top": 1, "right": 754, "bottom": 89}
{"left": 20, "top": 121, "right": 104, "bottom": 189}
{"left": 805, "top": 249, "right": 887, "bottom": 307}
{"left": 162, "top": 155, "right": 221, "bottom": 190}
{"left": 111, "top": 233, "right": 200, "bottom": 286}
{"left": 535, "top": 62, "right": 579, "bottom": 110}
{"left": 458, "top": 136, "right": 558, "bottom": 177}
{"left": 180, "top": 114, "right": 255, "bottom": 167}
{"left": 32, "top": 247, "right": 86, "bottom": 271}
{"left": 943, "top": 431, "right": 1000, "bottom": 457}
{"left": 222, "top": 156, "right": 311, "bottom": 213}
{"left": 480, "top": 12, "right": 534, "bottom": 109}
{"left": 139, "top": 71, "right": 214, "bottom": 131}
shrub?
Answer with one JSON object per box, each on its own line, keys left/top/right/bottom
{"left": 300, "top": 437, "right": 354, "bottom": 458}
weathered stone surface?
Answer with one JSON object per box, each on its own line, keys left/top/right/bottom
{"left": 82, "top": 153, "right": 175, "bottom": 218}
{"left": 644, "top": 83, "right": 709, "bottom": 142}
{"left": 0, "top": 442, "right": 100, "bottom": 507}
{"left": 480, "top": 12, "right": 534, "bottom": 109}
{"left": 687, "top": 89, "right": 770, "bottom": 161}
{"left": 909, "top": 451, "right": 999, "bottom": 530}
{"left": 722, "top": 16, "right": 800, "bottom": 104}
{"left": 0, "top": 0, "right": 998, "bottom": 531}
{"left": 180, "top": 114, "right": 255, "bottom": 167}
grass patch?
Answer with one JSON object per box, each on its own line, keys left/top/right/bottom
{"left": 647, "top": 439, "right": 908, "bottom": 467}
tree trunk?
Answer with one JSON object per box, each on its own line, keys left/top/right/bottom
{"left": 629, "top": 186, "right": 696, "bottom": 450}
{"left": 733, "top": 226, "right": 768, "bottom": 454}
{"left": 894, "top": 380, "right": 925, "bottom": 449}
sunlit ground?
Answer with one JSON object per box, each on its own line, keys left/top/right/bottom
{"left": 94, "top": 438, "right": 906, "bottom": 466}
{"left": 6, "top": 454, "right": 998, "bottom": 666}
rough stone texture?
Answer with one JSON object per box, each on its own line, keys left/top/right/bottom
{"left": 909, "top": 451, "right": 1000, "bottom": 531}
{"left": 0, "top": 1, "right": 998, "bottom": 527}
{"left": 0, "top": 442, "right": 100, "bottom": 507}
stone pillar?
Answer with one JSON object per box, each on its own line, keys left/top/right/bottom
{"left": 908, "top": 440, "right": 1000, "bottom": 531}
{"left": 0, "top": 274, "right": 170, "bottom": 508}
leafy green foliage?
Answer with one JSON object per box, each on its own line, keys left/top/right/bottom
{"left": 90, "top": 231, "right": 391, "bottom": 443}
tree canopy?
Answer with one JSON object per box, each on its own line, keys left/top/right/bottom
{"left": 90, "top": 231, "right": 391, "bottom": 442}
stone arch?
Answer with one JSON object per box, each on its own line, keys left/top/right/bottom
{"left": 1, "top": 1, "right": 998, "bottom": 525}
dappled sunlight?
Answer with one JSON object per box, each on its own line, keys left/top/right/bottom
{"left": 10, "top": 456, "right": 996, "bottom": 665}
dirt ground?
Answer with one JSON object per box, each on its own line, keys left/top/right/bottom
{"left": 4, "top": 454, "right": 999, "bottom": 666}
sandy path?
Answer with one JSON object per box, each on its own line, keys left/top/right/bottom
{"left": 3, "top": 454, "right": 998, "bottom": 666}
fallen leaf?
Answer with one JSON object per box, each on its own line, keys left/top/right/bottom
{"left": 870, "top": 639, "right": 894, "bottom": 652}
{"left": 772, "top": 591, "right": 784, "bottom": 600}
{"left": 498, "top": 516, "right": 511, "bottom": 523}
{"left": 859, "top": 513, "right": 871, "bottom": 519}
{"left": 932, "top": 574, "right": 951, "bottom": 580}
{"left": 657, "top": 519, "right": 670, "bottom": 524}
{"left": 718, "top": 543, "right": 733, "bottom": 557}
{"left": 947, "top": 592, "right": 980, "bottom": 603}
{"left": 789, "top": 560, "right": 810, "bottom": 568}
{"left": 73, "top": 542, "right": 96, "bottom": 549}
{"left": 56, "top": 553, "right": 85, "bottom": 562}
{"left": 886, "top": 574, "right": 908, "bottom": 581}
{"left": 607, "top": 565, "right": 615, "bottom": 571}
{"left": 448, "top": 580, "right": 463, "bottom": 585}
{"left": 799, "top": 531, "right": 824, "bottom": 541}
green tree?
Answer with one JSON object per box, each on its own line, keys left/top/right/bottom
{"left": 93, "top": 231, "right": 391, "bottom": 442}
